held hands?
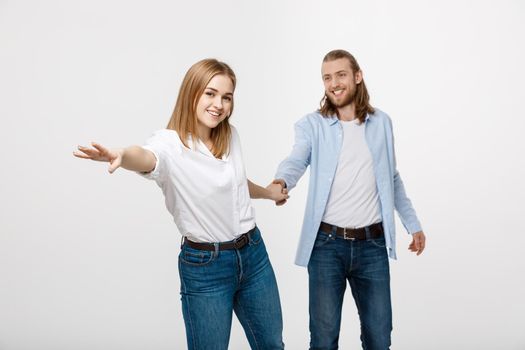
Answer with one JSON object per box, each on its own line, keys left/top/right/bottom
{"left": 272, "top": 179, "right": 288, "bottom": 206}
{"left": 73, "top": 142, "right": 124, "bottom": 174}
{"left": 409, "top": 231, "right": 426, "bottom": 256}
{"left": 265, "top": 181, "right": 289, "bottom": 206}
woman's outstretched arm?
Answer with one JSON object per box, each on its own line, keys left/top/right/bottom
{"left": 73, "top": 142, "right": 156, "bottom": 174}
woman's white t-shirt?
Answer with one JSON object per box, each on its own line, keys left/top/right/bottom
{"left": 139, "top": 126, "right": 256, "bottom": 243}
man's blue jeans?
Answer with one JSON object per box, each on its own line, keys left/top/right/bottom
{"left": 308, "top": 228, "right": 392, "bottom": 350}
{"left": 178, "top": 227, "right": 284, "bottom": 350}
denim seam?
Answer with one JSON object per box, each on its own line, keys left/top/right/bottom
{"left": 179, "top": 260, "right": 196, "bottom": 350}
{"left": 236, "top": 298, "right": 260, "bottom": 350}
{"left": 236, "top": 249, "right": 244, "bottom": 283}
{"left": 179, "top": 248, "right": 216, "bottom": 266}
{"left": 368, "top": 238, "right": 386, "bottom": 249}
{"left": 351, "top": 276, "right": 370, "bottom": 348}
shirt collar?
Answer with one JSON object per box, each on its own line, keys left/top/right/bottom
{"left": 326, "top": 113, "right": 371, "bottom": 125}
{"left": 326, "top": 114, "right": 339, "bottom": 126}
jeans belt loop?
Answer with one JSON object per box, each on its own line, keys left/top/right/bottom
{"left": 365, "top": 226, "right": 371, "bottom": 240}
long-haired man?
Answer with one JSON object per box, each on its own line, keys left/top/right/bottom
{"left": 274, "top": 50, "right": 426, "bottom": 349}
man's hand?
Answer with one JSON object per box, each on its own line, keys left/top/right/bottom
{"left": 409, "top": 231, "right": 426, "bottom": 255}
{"left": 265, "top": 183, "right": 289, "bottom": 205}
{"left": 268, "top": 179, "right": 290, "bottom": 206}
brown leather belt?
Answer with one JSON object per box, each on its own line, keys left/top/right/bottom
{"left": 182, "top": 226, "right": 256, "bottom": 251}
{"left": 319, "top": 222, "right": 383, "bottom": 240}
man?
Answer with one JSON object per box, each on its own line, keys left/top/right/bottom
{"left": 273, "top": 49, "right": 426, "bottom": 350}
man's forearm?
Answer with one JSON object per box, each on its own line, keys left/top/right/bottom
{"left": 393, "top": 170, "right": 422, "bottom": 233}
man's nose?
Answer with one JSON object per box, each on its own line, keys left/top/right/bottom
{"left": 329, "top": 78, "right": 339, "bottom": 90}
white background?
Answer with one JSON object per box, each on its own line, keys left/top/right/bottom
{"left": 1, "top": 0, "right": 525, "bottom": 349}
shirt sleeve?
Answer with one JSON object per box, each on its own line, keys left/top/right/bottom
{"left": 387, "top": 116, "right": 423, "bottom": 234}
{"left": 137, "top": 130, "right": 173, "bottom": 183}
{"left": 275, "top": 116, "right": 312, "bottom": 190}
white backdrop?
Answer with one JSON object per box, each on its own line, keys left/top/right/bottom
{"left": 1, "top": 0, "right": 525, "bottom": 349}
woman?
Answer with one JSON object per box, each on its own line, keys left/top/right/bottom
{"left": 73, "top": 59, "right": 287, "bottom": 349}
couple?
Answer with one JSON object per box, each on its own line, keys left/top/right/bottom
{"left": 74, "top": 50, "right": 426, "bottom": 350}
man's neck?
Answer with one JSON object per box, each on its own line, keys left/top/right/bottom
{"left": 337, "top": 103, "right": 356, "bottom": 121}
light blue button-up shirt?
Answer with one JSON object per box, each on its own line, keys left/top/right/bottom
{"left": 275, "top": 109, "right": 422, "bottom": 267}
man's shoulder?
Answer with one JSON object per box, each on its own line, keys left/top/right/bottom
{"left": 296, "top": 111, "right": 335, "bottom": 127}
{"left": 369, "top": 108, "right": 394, "bottom": 129}
{"left": 369, "top": 108, "right": 391, "bottom": 122}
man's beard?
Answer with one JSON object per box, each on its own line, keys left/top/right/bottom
{"left": 327, "top": 88, "right": 356, "bottom": 108}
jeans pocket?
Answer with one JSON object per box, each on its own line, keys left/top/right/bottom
{"left": 248, "top": 227, "right": 262, "bottom": 246}
{"left": 313, "top": 231, "right": 332, "bottom": 248}
{"left": 179, "top": 246, "right": 216, "bottom": 266}
{"left": 368, "top": 237, "right": 386, "bottom": 248}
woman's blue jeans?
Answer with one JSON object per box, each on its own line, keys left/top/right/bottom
{"left": 178, "top": 227, "right": 284, "bottom": 350}
{"left": 308, "top": 229, "right": 392, "bottom": 350}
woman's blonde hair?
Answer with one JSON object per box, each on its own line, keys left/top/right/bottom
{"left": 167, "top": 58, "right": 236, "bottom": 158}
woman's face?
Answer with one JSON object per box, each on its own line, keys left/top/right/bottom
{"left": 195, "top": 74, "right": 234, "bottom": 136}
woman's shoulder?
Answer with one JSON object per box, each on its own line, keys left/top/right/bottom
{"left": 144, "top": 129, "right": 184, "bottom": 152}
{"left": 147, "top": 128, "right": 181, "bottom": 142}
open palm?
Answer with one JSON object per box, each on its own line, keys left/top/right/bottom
{"left": 73, "top": 142, "right": 123, "bottom": 173}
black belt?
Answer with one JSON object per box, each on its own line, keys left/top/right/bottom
{"left": 182, "top": 226, "right": 256, "bottom": 251}
{"left": 319, "top": 222, "right": 383, "bottom": 240}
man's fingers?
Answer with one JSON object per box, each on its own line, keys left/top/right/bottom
{"left": 412, "top": 234, "right": 426, "bottom": 255}
{"left": 417, "top": 238, "right": 425, "bottom": 255}
{"left": 272, "top": 179, "right": 286, "bottom": 189}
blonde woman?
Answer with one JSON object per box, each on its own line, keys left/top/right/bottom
{"left": 74, "top": 59, "right": 286, "bottom": 349}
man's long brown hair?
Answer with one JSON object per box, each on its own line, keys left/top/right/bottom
{"left": 166, "top": 59, "right": 236, "bottom": 158}
{"left": 319, "top": 50, "right": 375, "bottom": 123}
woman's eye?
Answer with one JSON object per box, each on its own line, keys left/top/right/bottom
{"left": 223, "top": 96, "right": 232, "bottom": 102}
{"left": 205, "top": 91, "right": 214, "bottom": 97}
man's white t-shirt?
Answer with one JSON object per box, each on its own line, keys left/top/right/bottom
{"left": 139, "top": 126, "right": 256, "bottom": 243}
{"left": 322, "top": 119, "right": 382, "bottom": 228}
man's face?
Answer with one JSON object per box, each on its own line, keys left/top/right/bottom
{"left": 321, "top": 58, "right": 362, "bottom": 108}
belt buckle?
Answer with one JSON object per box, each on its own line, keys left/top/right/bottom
{"left": 233, "top": 234, "right": 248, "bottom": 249}
{"left": 343, "top": 227, "right": 355, "bottom": 241}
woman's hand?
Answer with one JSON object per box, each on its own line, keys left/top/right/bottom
{"left": 73, "top": 142, "right": 124, "bottom": 173}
